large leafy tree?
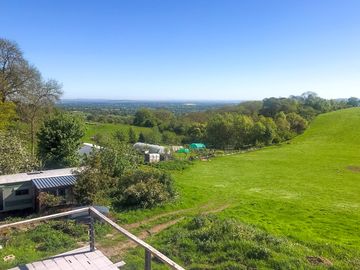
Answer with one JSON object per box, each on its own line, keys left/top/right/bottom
{"left": 19, "top": 77, "right": 62, "bottom": 155}
{"left": 0, "top": 38, "right": 38, "bottom": 102}
{"left": 0, "top": 132, "right": 37, "bottom": 175}
{"left": 1, "top": 38, "right": 63, "bottom": 154}
{"left": 37, "top": 113, "right": 85, "bottom": 168}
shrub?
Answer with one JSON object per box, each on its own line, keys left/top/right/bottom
{"left": 38, "top": 192, "right": 62, "bottom": 210}
{"left": 113, "top": 167, "right": 176, "bottom": 209}
{"left": 148, "top": 215, "right": 312, "bottom": 269}
{"left": 28, "top": 223, "right": 76, "bottom": 252}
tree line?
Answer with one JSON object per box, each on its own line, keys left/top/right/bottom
{"left": 130, "top": 92, "right": 359, "bottom": 149}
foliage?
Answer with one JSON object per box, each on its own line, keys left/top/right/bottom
{"left": 133, "top": 108, "right": 158, "bottom": 127}
{"left": 150, "top": 215, "right": 316, "bottom": 269}
{"left": 28, "top": 224, "right": 76, "bottom": 252}
{"left": 144, "top": 126, "right": 162, "bottom": 144}
{"left": 162, "top": 130, "right": 181, "bottom": 145}
{"left": 113, "top": 167, "right": 176, "bottom": 209}
{"left": 0, "top": 38, "right": 38, "bottom": 103}
{"left": 38, "top": 192, "right": 62, "bottom": 210}
{"left": 0, "top": 131, "right": 38, "bottom": 175}
{"left": 128, "top": 127, "right": 137, "bottom": 143}
{"left": 37, "top": 113, "right": 85, "bottom": 168}
{"left": 286, "top": 112, "right": 308, "bottom": 134}
{"left": 74, "top": 140, "right": 140, "bottom": 205}
{"left": 153, "top": 159, "right": 192, "bottom": 171}
{"left": 18, "top": 77, "right": 62, "bottom": 154}
{"left": 0, "top": 101, "right": 17, "bottom": 130}
{"left": 205, "top": 112, "right": 296, "bottom": 149}
{"left": 113, "top": 129, "right": 128, "bottom": 142}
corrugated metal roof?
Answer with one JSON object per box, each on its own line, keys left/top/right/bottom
{"left": 32, "top": 175, "right": 77, "bottom": 190}
{"left": 0, "top": 167, "right": 78, "bottom": 185}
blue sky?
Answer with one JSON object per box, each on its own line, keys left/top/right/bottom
{"left": 1, "top": 0, "right": 360, "bottom": 100}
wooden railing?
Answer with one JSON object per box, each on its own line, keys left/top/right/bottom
{"left": 0, "top": 206, "right": 185, "bottom": 270}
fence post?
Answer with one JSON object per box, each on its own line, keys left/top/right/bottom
{"left": 89, "top": 209, "right": 95, "bottom": 251}
{"left": 145, "top": 249, "right": 151, "bottom": 270}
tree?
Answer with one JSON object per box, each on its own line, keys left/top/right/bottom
{"left": 206, "top": 114, "right": 234, "bottom": 149}
{"left": 233, "top": 115, "right": 254, "bottom": 148}
{"left": 145, "top": 127, "right": 162, "bottom": 144}
{"left": 250, "top": 121, "right": 267, "bottom": 146}
{"left": 275, "top": 112, "right": 291, "bottom": 140}
{"left": 113, "top": 129, "right": 128, "bottom": 142}
{"left": 0, "top": 38, "right": 38, "bottom": 102}
{"left": 128, "top": 127, "right": 137, "bottom": 143}
{"left": 138, "top": 132, "right": 146, "bottom": 143}
{"left": 186, "top": 123, "right": 206, "bottom": 143}
{"left": 37, "top": 113, "right": 85, "bottom": 168}
{"left": 162, "top": 130, "right": 181, "bottom": 145}
{"left": 0, "top": 101, "right": 17, "bottom": 131}
{"left": 0, "top": 131, "right": 38, "bottom": 175}
{"left": 74, "top": 140, "right": 140, "bottom": 205}
{"left": 18, "top": 77, "right": 62, "bottom": 155}
{"left": 133, "top": 108, "right": 157, "bottom": 127}
{"left": 347, "top": 97, "right": 359, "bottom": 107}
{"left": 286, "top": 112, "right": 308, "bottom": 134}
{"left": 259, "top": 116, "right": 277, "bottom": 145}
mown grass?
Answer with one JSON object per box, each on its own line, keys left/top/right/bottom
{"left": 118, "top": 108, "right": 360, "bottom": 269}
{"left": 82, "top": 122, "right": 151, "bottom": 143}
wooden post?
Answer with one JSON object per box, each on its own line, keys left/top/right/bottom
{"left": 145, "top": 249, "right": 151, "bottom": 270}
{"left": 89, "top": 209, "right": 95, "bottom": 251}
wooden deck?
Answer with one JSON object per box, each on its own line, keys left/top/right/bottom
{"left": 8, "top": 246, "right": 124, "bottom": 270}
{"left": 0, "top": 207, "right": 184, "bottom": 270}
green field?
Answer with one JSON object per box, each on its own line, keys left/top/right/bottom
{"left": 118, "top": 108, "right": 360, "bottom": 269}
{"left": 82, "top": 122, "right": 151, "bottom": 142}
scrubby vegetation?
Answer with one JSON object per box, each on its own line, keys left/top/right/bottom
{"left": 113, "top": 167, "right": 177, "bottom": 209}
{"left": 142, "top": 215, "right": 339, "bottom": 269}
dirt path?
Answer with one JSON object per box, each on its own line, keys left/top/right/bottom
{"left": 99, "top": 203, "right": 230, "bottom": 258}
{"left": 122, "top": 202, "right": 223, "bottom": 230}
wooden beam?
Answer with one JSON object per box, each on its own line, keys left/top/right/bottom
{"left": 89, "top": 207, "right": 185, "bottom": 270}
{"left": 0, "top": 207, "right": 90, "bottom": 230}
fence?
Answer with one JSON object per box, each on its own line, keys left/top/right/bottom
{"left": 0, "top": 206, "right": 185, "bottom": 270}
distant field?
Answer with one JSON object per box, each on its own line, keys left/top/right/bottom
{"left": 115, "top": 108, "right": 360, "bottom": 269}
{"left": 82, "top": 122, "right": 151, "bottom": 142}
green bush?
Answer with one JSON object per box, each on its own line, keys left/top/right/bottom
{"left": 113, "top": 167, "right": 177, "bottom": 209}
{"left": 27, "top": 223, "right": 76, "bottom": 252}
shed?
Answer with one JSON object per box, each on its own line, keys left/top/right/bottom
{"left": 133, "top": 143, "right": 170, "bottom": 155}
{"left": 144, "top": 153, "right": 160, "bottom": 163}
{"left": 189, "top": 143, "right": 206, "bottom": 149}
{"left": 0, "top": 168, "right": 77, "bottom": 213}
{"left": 78, "top": 143, "right": 101, "bottom": 156}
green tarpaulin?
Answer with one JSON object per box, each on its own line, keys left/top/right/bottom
{"left": 189, "top": 143, "right": 206, "bottom": 149}
{"left": 177, "top": 148, "right": 190, "bottom": 153}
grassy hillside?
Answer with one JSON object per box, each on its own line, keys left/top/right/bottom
{"left": 82, "top": 122, "right": 151, "bottom": 142}
{"left": 120, "top": 108, "right": 360, "bottom": 269}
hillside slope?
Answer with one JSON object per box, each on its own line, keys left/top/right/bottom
{"left": 161, "top": 108, "right": 360, "bottom": 268}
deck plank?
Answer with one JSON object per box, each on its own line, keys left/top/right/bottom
{"left": 8, "top": 248, "right": 121, "bottom": 270}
